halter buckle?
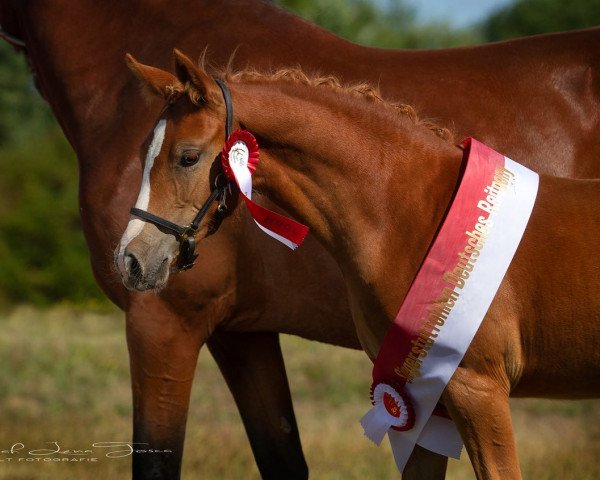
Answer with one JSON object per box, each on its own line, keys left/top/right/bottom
{"left": 178, "top": 224, "right": 198, "bottom": 241}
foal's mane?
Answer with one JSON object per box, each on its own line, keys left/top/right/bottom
{"left": 224, "top": 68, "right": 453, "bottom": 142}
{"left": 182, "top": 55, "right": 453, "bottom": 143}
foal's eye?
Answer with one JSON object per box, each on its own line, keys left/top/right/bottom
{"left": 179, "top": 151, "right": 201, "bottom": 167}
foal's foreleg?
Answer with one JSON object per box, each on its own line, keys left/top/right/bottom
{"left": 443, "top": 368, "right": 521, "bottom": 480}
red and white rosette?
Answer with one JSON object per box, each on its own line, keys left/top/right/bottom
{"left": 360, "top": 382, "right": 415, "bottom": 445}
{"left": 221, "top": 129, "right": 259, "bottom": 181}
{"left": 221, "top": 130, "right": 309, "bottom": 249}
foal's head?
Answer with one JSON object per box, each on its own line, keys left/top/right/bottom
{"left": 116, "top": 51, "right": 230, "bottom": 291}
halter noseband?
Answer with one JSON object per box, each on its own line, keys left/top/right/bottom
{"left": 130, "top": 79, "right": 233, "bottom": 271}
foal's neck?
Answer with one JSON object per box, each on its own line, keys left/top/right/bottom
{"left": 233, "top": 80, "right": 464, "bottom": 356}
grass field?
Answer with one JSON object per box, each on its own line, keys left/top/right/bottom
{"left": 0, "top": 305, "right": 598, "bottom": 479}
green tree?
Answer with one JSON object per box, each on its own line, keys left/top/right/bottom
{"left": 0, "top": 124, "right": 106, "bottom": 306}
{"left": 0, "top": 42, "right": 52, "bottom": 146}
{"left": 483, "top": 0, "right": 600, "bottom": 41}
{"left": 0, "top": 43, "right": 105, "bottom": 306}
{"left": 274, "top": 0, "right": 482, "bottom": 48}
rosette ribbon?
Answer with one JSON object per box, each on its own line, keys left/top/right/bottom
{"left": 360, "top": 382, "right": 415, "bottom": 445}
{"left": 221, "top": 130, "right": 309, "bottom": 249}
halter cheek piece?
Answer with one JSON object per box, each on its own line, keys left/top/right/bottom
{"left": 130, "top": 79, "right": 233, "bottom": 271}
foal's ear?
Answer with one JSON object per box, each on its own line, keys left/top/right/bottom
{"left": 126, "top": 53, "right": 184, "bottom": 102}
{"left": 173, "top": 49, "right": 215, "bottom": 104}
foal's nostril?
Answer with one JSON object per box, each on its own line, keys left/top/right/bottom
{"left": 125, "top": 253, "right": 143, "bottom": 279}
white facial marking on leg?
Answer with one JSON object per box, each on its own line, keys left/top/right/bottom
{"left": 117, "top": 119, "right": 167, "bottom": 266}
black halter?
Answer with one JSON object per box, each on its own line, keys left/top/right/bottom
{"left": 130, "top": 79, "right": 233, "bottom": 270}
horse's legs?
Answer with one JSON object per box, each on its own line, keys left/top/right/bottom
{"left": 443, "top": 368, "right": 521, "bottom": 480}
{"left": 403, "top": 445, "right": 448, "bottom": 480}
{"left": 126, "top": 297, "right": 204, "bottom": 480}
{"left": 127, "top": 297, "right": 307, "bottom": 479}
{"left": 207, "top": 331, "right": 308, "bottom": 480}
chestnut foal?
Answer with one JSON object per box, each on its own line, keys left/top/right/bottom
{"left": 118, "top": 53, "right": 600, "bottom": 479}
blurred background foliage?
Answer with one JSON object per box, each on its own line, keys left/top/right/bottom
{"left": 0, "top": 0, "right": 599, "bottom": 306}
{"left": 0, "top": 43, "right": 96, "bottom": 306}
{"left": 484, "top": 0, "right": 600, "bottom": 41}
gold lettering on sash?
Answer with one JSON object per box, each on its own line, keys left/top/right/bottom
{"left": 396, "top": 166, "right": 514, "bottom": 383}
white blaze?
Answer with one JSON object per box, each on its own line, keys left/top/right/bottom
{"left": 117, "top": 119, "right": 167, "bottom": 265}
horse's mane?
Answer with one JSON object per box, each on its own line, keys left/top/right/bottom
{"left": 185, "top": 53, "right": 453, "bottom": 143}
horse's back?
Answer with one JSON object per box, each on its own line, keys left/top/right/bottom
{"left": 361, "top": 28, "right": 600, "bottom": 178}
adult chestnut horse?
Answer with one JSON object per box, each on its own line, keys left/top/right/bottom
{"left": 2, "top": 0, "right": 600, "bottom": 478}
{"left": 119, "top": 55, "right": 600, "bottom": 480}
